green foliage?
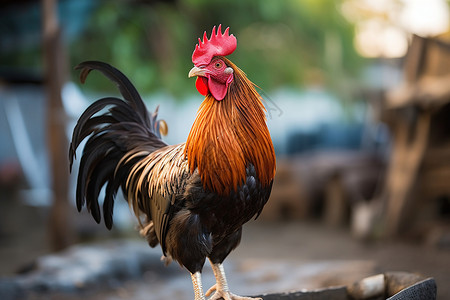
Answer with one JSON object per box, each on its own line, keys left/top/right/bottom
{"left": 69, "top": 0, "right": 365, "bottom": 99}
{"left": 0, "top": 0, "right": 365, "bottom": 100}
{"left": 0, "top": 0, "right": 364, "bottom": 100}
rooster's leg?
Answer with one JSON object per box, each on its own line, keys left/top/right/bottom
{"left": 191, "top": 271, "right": 206, "bottom": 300}
{"left": 205, "top": 261, "right": 261, "bottom": 300}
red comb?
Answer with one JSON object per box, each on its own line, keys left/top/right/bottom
{"left": 192, "top": 25, "right": 237, "bottom": 66}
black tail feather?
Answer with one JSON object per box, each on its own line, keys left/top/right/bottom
{"left": 69, "top": 97, "right": 125, "bottom": 171}
{"left": 75, "top": 61, "right": 150, "bottom": 127}
{"left": 104, "top": 179, "right": 118, "bottom": 230}
{"left": 76, "top": 135, "right": 115, "bottom": 212}
{"left": 70, "top": 61, "right": 167, "bottom": 229}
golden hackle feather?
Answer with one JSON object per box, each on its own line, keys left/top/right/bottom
{"left": 185, "top": 57, "right": 276, "bottom": 195}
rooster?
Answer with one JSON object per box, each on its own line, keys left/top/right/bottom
{"left": 69, "top": 25, "right": 276, "bottom": 300}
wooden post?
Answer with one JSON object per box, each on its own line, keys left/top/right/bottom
{"left": 323, "top": 172, "right": 348, "bottom": 227}
{"left": 384, "top": 111, "right": 430, "bottom": 236}
{"left": 42, "top": 0, "right": 75, "bottom": 250}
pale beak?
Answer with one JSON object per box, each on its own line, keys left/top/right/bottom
{"left": 188, "top": 66, "right": 207, "bottom": 78}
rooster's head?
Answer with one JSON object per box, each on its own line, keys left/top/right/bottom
{"left": 188, "top": 25, "right": 237, "bottom": 101}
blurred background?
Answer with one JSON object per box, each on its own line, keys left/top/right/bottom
{"left": 1, "top": 0, "right": 450, "bottom": 299}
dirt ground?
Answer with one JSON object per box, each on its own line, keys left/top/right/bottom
{"left": 1, "top": 213, "right": 449, "bottom": 299}
{"left": 237, "top": 221, "right": 450, "bottom": 297}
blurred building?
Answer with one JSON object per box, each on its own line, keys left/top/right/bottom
{"left": 380, "top": 35, "right": 450, "bottom": 237}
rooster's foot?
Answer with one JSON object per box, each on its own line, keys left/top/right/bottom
{"left": 205, "top": 284, "right": 261, "bottom": 300}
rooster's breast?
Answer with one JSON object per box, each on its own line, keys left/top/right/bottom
{"left": 185, "top": 163, "right": 273, "bottom": 237}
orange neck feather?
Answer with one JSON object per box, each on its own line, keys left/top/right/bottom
{"left": 185, "top": 58, "right": 276, "bottom": 195}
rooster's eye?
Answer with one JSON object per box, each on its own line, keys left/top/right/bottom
{"left": 214, "top": 61, "right": 223, "bottom": 69}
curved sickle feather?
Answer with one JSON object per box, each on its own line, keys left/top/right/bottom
{"left": 75, "top": 61, "right": 150, "bottom": 127}
{"left": 70, "top": 61, "right": 169, "bottom": 231}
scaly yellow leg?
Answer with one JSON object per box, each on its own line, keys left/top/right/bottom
{"left": 191, "top": 271, "right": 206, "bottom": 300}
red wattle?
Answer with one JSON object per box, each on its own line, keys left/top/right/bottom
{"left": 195, "top": 76, "right": 209, "bottom": 96}
{"left": 208, "top": 77, "right": 228, "bottom": 101}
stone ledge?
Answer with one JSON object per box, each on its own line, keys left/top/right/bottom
{"left": 257, "top": 286, "right": 347, "bottom": 300}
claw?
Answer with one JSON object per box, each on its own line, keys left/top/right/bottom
{"left": 205, "top": 283, "right": 217, "bottom": 297}
{"left": 205, "top": 284, "right": 261, "bottom": 300}
{"left": 206, "top": 263, "right": 261, "bottom": 300}
{"left": 191, "top": 270, "right": 261, "bottom": 300}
